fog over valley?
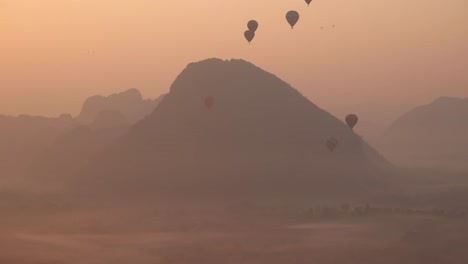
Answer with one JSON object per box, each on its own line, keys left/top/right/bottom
{"left": 1, "top": 1, "right": 467, "bottom": 263}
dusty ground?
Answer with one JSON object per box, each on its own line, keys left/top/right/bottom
{"left": 0, "top": 200, "right": 467, "bottom": 264}
{"left": 1, "top": 169, "right": 467, "bottom": 264}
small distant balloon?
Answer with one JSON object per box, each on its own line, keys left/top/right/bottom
{"left": 345, "top": 114, "right": 358, "bottom": 129}
{"left": 247, "top": 20, "right": 259, "bottom": 32}
{"left": 305, "top": 0, "right": 312, "bottom": 6}
{"left": 326, "top": 137, "right": 338, "bottom": 152}
{"left": 286, "top": 11, "right": 300, "bottom": 29}
{"left": 204, "top": 96, "right": 215, "bottom": 110}
{"left": 244, "top": 30, "right": 255, "bottom": 44}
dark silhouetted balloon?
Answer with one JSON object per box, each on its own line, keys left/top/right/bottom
{"left": 204, "top": 96, "right": 214, "bottom": 110}
{"left": 247, "top": 20, "right": 258, "bottom": 32}
{"left": 345, "top": 114, "right": 358, "bottom": 129}
{"left": 326, "top": 137, "right": 338, "bottom": 152}
{"left": 244, "top": 30, "right": 255, "bottom": 43}
{"left": 286, "top": 11, "right": 300, "bottom": 29}
{"left": 305, "top": 0, "right": 312, "bottom": 6}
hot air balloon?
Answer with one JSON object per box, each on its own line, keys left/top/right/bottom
{"left": 305, "top": 0, "right": 312, "bottom": 6}
{"left": 204, "top": 96, "right": 215, "bottom": 110}
{"left": 345, "top": 114, "right": 358, "bottom": 129}
{"left": 326, "top": 137, "right": 338, "bottom": 152}
{"left": 247, "top": 20, "right": 258, "bottom": 32}
{"left": 286, "top": 11, "right": 300, "bottom": 29}
{"left": 244, "top": 30, "right": 255, "bottom": 44}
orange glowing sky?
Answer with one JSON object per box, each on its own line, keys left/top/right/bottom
{"left": 1, "top": 0, "right": 467, "bottom": 117}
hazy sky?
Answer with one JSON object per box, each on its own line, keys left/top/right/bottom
{"left": 1, "top": 0, "right": 467, "bottom": 117}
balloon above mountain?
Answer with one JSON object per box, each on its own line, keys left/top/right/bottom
{"left": 204, "top": 96, "right": 215, "bottom": 110}
{"left": 286, "top": 11, "right": 300, "bottom": 29}
{"left": 244, "top": 30, "right": 255, "bottom": 44}
{"left": 326, "top": 137, "right": 338, "bottom": 152}
{"left": 345, "top": 114, "right": 359, "bottom": 129}
{"left": 305, "top": 0, "right": 312, "bottom": 6}
{"left": 247, "top": 20, "right": 259, "bottom": 32}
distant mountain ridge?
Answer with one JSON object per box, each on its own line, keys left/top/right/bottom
{"left": 75, "top": 58, "right": 394, "bottom": 200}
{"left": 77, "top": 88, "right": 165, "bottom": 124}
{"left": 0, "top": 114, "right": 79, "bottom": 177}
{"left": 0, "top": 88, "right": 166, "bottom": 181}
{"left": 390, "top": 97, "right": 468, "bottom": 132}
{"left": 26, "top": 88, "right": 164, "bottom": 180}
{"left": 376, "top": 97, "right": 468, "bottom": 170}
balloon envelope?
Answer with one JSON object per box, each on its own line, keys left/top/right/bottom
{"left": 305, "top": 0, "right": 312, "bottom": 6}
{"left": 244, "top": 30, "right": 255, "bottom": 43}
{"left": 345, "top": 114, "right": 358, "bottom": 129}
{"left": 286, "top": 11, "right": 300, "bottom": 29}
{"left": 247, "top": 20, "right": 258, "bottom": 32}
{"left": 204, "top": 96, "right": 215, "bottom": 109}
{"left": 326, "top": 137, "right": 338, "bottom": 152}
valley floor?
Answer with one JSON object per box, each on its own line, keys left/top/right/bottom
{"left": 1, "top": 169, "right": 468, "bottom": 264}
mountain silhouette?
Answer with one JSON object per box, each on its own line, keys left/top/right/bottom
{"left": 77, "top": 88, "right": 165, "bottom": 124}
{"left": 28, "top": 113, "right": 130, "bottom": 182}
{"left": 377, "top": 97, "right": 468, "bottom": 170}
{"left": 75, "top": 58, "right": 394, "bottom": 201}
{"left": 329, "top": 102, "right": 411, "bottom": 146}
{"left": 2, "top": 89, "right": 164, "bottom": 183}
{"left": 90, "top": 110, "right": 129, "bottom": 130}
{"left": 0, "top": 115, "right": 79, "bottom": 177}
{"left": 389, "top": 97, "right": 468, "bottom": 131}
